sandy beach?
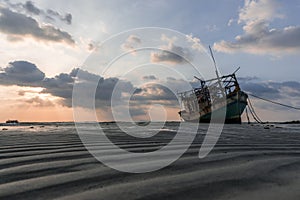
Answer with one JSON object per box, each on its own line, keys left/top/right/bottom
{"left": 0, "top": 123, "right": 300, "bottom": 200}
{"left": 1, "top": 0, "right": 300, "bottom": 199}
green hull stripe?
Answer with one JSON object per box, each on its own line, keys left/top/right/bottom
{"left": 200, "top": 100, "right": 247, "bottom": 120}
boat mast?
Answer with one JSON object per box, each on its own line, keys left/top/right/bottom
{"left": 208, "top": 46, "right": 224, "bottom": 97}
{"left": 209, "top": 46, "right": 220, "bottom": 80}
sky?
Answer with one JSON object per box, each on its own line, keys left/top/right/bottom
{"left": 0, "top": 0, "right": 300, "bottom": 122}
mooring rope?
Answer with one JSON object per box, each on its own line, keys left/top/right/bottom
{"left": 246, "top": 93, "right": 300, "bottom": 124}
{"left": 248, "top": 94, "right": 300, "bottom": 110}
{"left": 247, "top": 103, "right": 264, "bottom": 123}
{"left": 245, "top": 107, "right": 250, "bottom": 124}
{"left": 247, "top": 97, "right": 264, "bottom": 123}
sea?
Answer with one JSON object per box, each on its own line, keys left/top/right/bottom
{"left": 1, "top": 121, "right": 300, "bottom": 146}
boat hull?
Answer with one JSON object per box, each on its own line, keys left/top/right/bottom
{"left": 180, "top": 91, "right": 248, "bottom": 124}
{"left": 199, "top": 100, "right": 247, "bottom": 124}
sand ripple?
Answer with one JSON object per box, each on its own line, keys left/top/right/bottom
{"left": 0, "top": 124, "right": 300, "bottom": 200}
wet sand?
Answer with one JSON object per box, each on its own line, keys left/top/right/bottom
{"left": 0, "top": 123, "right": 300, "bottom": 200}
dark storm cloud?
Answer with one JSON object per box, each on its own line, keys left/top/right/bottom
{"left": 131, "top": 83, "right": 178, "bottom": 104}
{"left": 151, "top": 43, "right": 192, "bottom": 64}
{"left": 40, "top": 68, "right": 136, "bottom": 108}
{"left": 63, "top": 13, "right": 72, "bottom": 25}
{"left": 3, "top": 0, "right": 72, "bottom": 25}
{"left": 269, "top": 81, "right": 300, "bottom": 97}
{"left": 130, "top": 77, "right": 198, "bottom": 110}
{"left": 270, "top": 81, "right": 300, "bottom": 89}
{"left": 241, "top": 82, "right": 281, "bottom": 99}
{"left": 46, "top": 9, "right": 72, "bottom": 25}
{"left": 151, "top": 34, "right": 193, "bottom": 64}
{"left": 239, "top": 77, "right": 300, "bottom": 101}
{"left": 0, "top": 61, "right": 134, "bottom": 108}
{"left": 41, "top": 73, "right": 74, "bottom": 103}
{"left": 0, "top": 7, "right": 75, "bottom": 44}
{"left": 0, "top": 61, "right": 45, "bottom": 86}
{"left": 0, "top": 60, "right": 185, "bottom": 120}
{"left": 142, "top": 75, "right": 157, "bottom": 80}
{"left": 0, "top": 60, "right": 181, "bottom": 112}
{"left": 23, "top": 1, "right": 40, "bottom": 15}
{"left": 4, "top": 60, "right": 300, "bottom": 117}
{"left": 239, "top": 78, "right": 300, "bottom": 111}
{"left": 134, "top": 77, "right": 198, "bottom": 105}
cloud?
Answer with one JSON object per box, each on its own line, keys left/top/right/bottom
{"left": 132, "top": 83, "right": 177, "bottom": 102}
{"left": 1, "top": 60, "right": 299, "bottom": 121}
{"left": 40, "top": 68, "right": 136, "bottom": 109}
{"left": 238, "top": 0, "right": 282, "bottom": 23}
{"left": 142, "top": 75, "right": 157, "bottom": 80}
{"left": 41, "top": 72, "right": 74, "bottom": 105}
{"left": 227, "top": 18, "right": 235, "bottom": 26}
{"left": 0, "top": 7, "right": 75, "bottom": 45}
{"left": 121, "top": 35, "right": 142, "bottom": 54}
{"left": 3, "top": 0, "right": 72, "bottom": 25}
{"left": 242, "top": 82, "right": 281, "bottom": 99}
{"left": 206, "top": 24, "right": 218, "bottom": 32}
{"left": 46, "top": 9, "right": 72, "bottom": 25}
{"left": 237, "top": 76, "right": 259, "bottom": 82}
{"left": 239, "top": 78, "right": 300, "bottom": 107}
{"left": 131, "top": 77, "right": 197, "bottom": 106}
{"left": 0, "top": 61, "right": 45, "bottom": 86}
{"left": 2, "top": 60, "right": 299, "bottom": 121}
{"left": 5, "top": 61, "right": 296, "bottom": 112}
{"left": 18, "top": 88, "right": 43, "bottom": 96}
{"left": 23, "top": 1, "right": 40, "bottom": 15}
{"left": 233, "top": 77, "right": 300, "bottom": 113}
{"left": 88, "top": 43, "right": 95, "bottom": 51}
{"left": 150, "top": 34, "right": 192, "bottom": 64}
{"left": 150, "top": 49, "right": 186, "bottom": 64}
{"left": 214, "top": 0, "right": 300, "bottom": 55}
{"left": 269, "top": 81, "right": 300, "bottom": 97}
{"left": 18, "top": 90, "right": 26, "bottom": 96}
{"left": 24, "top": 96, "right": 55, "bottom": 107}
{"left": 186, "top": 34, "right": 206, "bottom": 52}
{"left": 0, "top": 60, "right": 182, "bottom": 120}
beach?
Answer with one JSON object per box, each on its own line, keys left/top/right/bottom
{"left": 0, "top": 123, "right": 300, "bottom": 200}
